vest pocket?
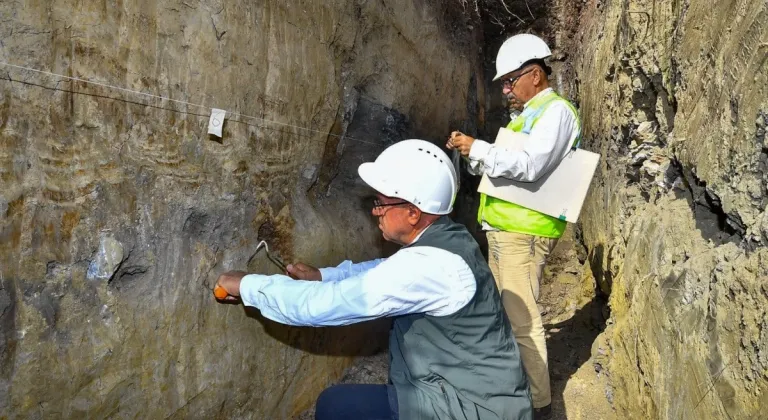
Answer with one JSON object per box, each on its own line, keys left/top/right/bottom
{"left": 438, "top": 380, "right": 456, "bottom": 420}
{"left": 438, "top": 379, "right": 474, "bottom": 420}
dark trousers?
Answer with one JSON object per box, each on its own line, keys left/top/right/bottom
{"left": 314, "top": 384, "right": 399, "bottom": 420}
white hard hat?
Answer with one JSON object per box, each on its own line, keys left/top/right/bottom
{"left": 358, "top": 139, "right": 458, "bottom": 215}
{"left": 493, "top": 34, "right": 552, "bottom": 81}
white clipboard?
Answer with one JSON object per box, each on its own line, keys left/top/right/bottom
{"left": 477, "top": 127, "right": 600, "bottom": 223}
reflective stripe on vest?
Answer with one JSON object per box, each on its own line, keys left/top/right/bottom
{"left": 477, "top": 91, "right": 581, "bottom": 238}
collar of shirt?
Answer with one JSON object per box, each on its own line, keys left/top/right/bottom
{"left": 408, "top": 221, "right": 437, "bottom": 245}
{"left": 523, "top": 87, "right": 554, "bottom": 110}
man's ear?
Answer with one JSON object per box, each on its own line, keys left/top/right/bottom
{"left": 408, "top": 205, "right": 422, "bottom": 226}
{"left": 533, "top": 66, "right": 543, "bottom": 86}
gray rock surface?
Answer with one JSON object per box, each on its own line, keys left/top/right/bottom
{"left": 568, "top": 0, "right": 768, "bottom": 418}
{"left": 0, "top": 1, "right": 477, "bottom": 418}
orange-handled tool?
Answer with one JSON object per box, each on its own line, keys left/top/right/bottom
{"left": 213, "top": 284, "right": 229, "bottom": 300}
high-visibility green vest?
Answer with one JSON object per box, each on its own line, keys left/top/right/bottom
{"left": 477, "top": 90, "right": 581, "bottom": 238}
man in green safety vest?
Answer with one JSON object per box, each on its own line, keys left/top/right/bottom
{"left": 447, "top": 34, "right": 581, "bottom": 420}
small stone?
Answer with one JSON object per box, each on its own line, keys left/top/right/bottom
{"left": 87, "top": 234, "right": 124, "bottom": 281}
{"left": 642, "top": 160, "right": 661, "bottom": 175}
{"left": 302, "top": 165, "right": 318, "bottom": 180}
{"left": 631, "top": 151, "right": 649, "bottom": 165}
{"left": 636, "top": 121, "right": 655, "bottom": 134}
{"left": 605, "top": 385, "right": 614, "bottom": 404}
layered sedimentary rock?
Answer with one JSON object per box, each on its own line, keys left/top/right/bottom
{"left": 572, "top": 0, "right": 768, "bottom": 418}
{"left": 0, "top": 1, "right": 476, "bottom": 417}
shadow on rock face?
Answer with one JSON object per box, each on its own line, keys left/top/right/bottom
{"left": 588, "top": 244, "right": 613, "bottom": 297}
{"left": 243, "top": 306, "right": 391, "bottom": 357}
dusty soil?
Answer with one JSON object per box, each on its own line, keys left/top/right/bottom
{"left": 295, "top": 226, "right": 615, "bottom": 420}
{"left": 541, "top": 227, "right": 615, "bottom": 420}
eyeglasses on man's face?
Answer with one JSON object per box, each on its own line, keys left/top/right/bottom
{"left": 501, "top": 68, "right": 534, "bottom": 90}
{"left": 372, "top": 199, "right": 410, "bottom": 210}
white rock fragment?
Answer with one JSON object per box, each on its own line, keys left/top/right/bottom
{"left": 87, "top": 233, "right": 124, "bottom": 281}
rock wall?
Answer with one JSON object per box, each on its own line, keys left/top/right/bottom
{"left": 572, "top": 0, "right": 768, "bottom": 418}
{"left": 0, "top": 1, "right": 476, "bottom": 418}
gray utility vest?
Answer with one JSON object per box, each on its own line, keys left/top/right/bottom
{"left": 389, "top": 216, "right": 533, "bottom": 420}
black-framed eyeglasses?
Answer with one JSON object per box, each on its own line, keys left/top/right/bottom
{"left": 372, "top": 199, "right": 409, "bottom": 210}
{"left": 501, "top": 68, "right": 534, "bottom": 89}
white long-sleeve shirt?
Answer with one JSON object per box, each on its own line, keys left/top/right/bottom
{"left": 239, "top": 228, "right": 477, "bottom": 327}
{"left": 467, "top": 88, "right": 580, "bottom": 182}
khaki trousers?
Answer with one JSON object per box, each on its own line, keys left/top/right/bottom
{"left": 487, "top": 231, "right": 557, "bottom": 409}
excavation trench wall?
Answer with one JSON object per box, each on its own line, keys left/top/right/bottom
{"left": 0, "top": 1, "right": 478, "bottom": 417}
{"left": 570, "top": 0, "right": 768, "bottom": 418}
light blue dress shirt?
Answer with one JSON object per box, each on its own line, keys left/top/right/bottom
{"left": 239, "top": 242, "right": 477, "bottom": 327}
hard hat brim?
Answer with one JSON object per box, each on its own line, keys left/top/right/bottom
{"left": 358, "top": 162, "right": 390, "bottom": 197}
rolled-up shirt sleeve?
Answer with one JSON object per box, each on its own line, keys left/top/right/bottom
{"left": 239, "top": 247, "right": 476, "bottom": 327}
{"left": 467, "top": 102, "right": 579, "bottom": 182}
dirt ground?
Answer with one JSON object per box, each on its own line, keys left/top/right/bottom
{"left": 540, "top": 227, "right": 615, "bottom": 420}
{"left": 296, "top": 226, "right": 615, "bottom": 420}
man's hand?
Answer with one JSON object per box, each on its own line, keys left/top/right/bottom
{"left": 286, "top": 263, "right": 322, "bottom": 281}
{"left": 446, "top": 131, "right": 475, "bottom": 157}
{"left": 214, "top": 270, "right": 247, "bottom": 302}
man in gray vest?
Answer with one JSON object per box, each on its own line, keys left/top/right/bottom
{"left": 215, "top": 139, "right": 532, "bottom": 419}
